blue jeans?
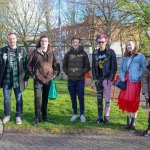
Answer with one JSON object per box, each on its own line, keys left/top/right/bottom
{"left": 68, "top": 80, "right": 85, "bottom": 115}
{"left": 3, "top": 84, "right": 23, "bottom": 117}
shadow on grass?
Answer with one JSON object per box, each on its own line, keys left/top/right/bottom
{"left": 12, "top": 111, "right": 127, "bottom": 131}
{"left": 0, "top": 108, "right": 147, "bottom": 135}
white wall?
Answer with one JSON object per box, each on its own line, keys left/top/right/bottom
{"left": 110, "top": 42, "right": 125, "bottom": 57}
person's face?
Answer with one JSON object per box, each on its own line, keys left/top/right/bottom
{"left": 97, "top": 38, "right": 107, "bottom": 50}
{"left": 71, "top": 39, "right": 80, "bottom": 50}
{"left": 126, "top": 41, "right": 135, "bottom": 52}
{"left": 40, "top": 38, "right": 49, "bottom": 49}
{"left": 7, "top": 34, "right": 17, "bottom": 48}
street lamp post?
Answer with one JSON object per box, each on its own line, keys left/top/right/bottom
{"left": 58, "top": 0, "right": 63, "bottom": 79}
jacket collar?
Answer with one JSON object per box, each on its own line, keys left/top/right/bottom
{"left": 70, "top": 46, "right": 84, "bottom": 54}
{"left": 37, "top": 48, "right": 49, "bottom": 55}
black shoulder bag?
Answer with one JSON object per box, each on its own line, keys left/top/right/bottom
{"left": 114, "top": 54, "right": 136, "bottom": 90}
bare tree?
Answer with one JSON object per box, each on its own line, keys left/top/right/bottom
{"left": 40, "top": 0, "right": 57, "bottom": 39}
{"left": 0, "top": 0, "right": 9, "bottom": 46}
{"left": 2, "top": 0, "right": 43, "bottom": 50}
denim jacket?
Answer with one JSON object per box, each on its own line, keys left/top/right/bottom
{"left": 119, "top": 53, "right": 146, "bottom": 82}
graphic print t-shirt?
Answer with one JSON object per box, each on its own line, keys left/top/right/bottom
{"left": 10, "top": 48, "right": 16, "bottom": 69}
{"left": 98, "top": 49, "right": 106, "bottom": 77}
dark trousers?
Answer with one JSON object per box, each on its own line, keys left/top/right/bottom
{"left": 148, "top": 112, "right": 150, "bottom": 129}
{"left": 96, "top": 79, "right": 112, "bottom": 118}
{"left": 34, "top": 80, "right": 50, "bottom": 119}
{"left": 96, "top": 80, "right": 103, "bottom": 118}
{"left": 68, "top": 80, "right": 85, "bottom": 115}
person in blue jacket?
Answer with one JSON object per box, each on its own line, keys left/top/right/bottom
{"left": 118, "top": 40, "right": 146, "bottom": 130}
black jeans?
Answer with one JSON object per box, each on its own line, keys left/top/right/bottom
{"left": 96, "top": 80, "right": 103, "bottom": 118}
{"left": 34, "top": 80, "right": 50, "bottom": 119}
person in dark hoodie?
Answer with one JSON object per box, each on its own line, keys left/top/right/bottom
{"left": 63, "top": 37, "right": 90, "bottom": 123}
{"left": 28, "top": 35, "right": 60, "bottom": 126}
{"left": 142, "top": 58, "right": 150, "bottom": 136}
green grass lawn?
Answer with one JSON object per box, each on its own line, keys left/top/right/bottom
{"left": 0, "top": 78, "right": 148, "bottom": 133}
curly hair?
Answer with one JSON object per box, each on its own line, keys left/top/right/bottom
{"left": 36, "top": 35, "right": 51, "bottom": 50}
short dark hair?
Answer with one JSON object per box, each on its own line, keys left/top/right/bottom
{"left": 71, "top": 37, "right": 81, "bottom": 43}
{"left": 36, "top": 35, "right": 51, "bottom": 50}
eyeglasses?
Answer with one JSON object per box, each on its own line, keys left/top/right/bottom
{"left": 98, "top": 41, "right": 105, "bottom": 44}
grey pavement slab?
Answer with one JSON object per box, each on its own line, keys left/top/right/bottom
{"left": 0, "top": 131, "right": 150, "bottom": 150}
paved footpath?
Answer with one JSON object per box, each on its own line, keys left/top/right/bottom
{"left": 0, "top": 130, "right": 150, "bottom": 150}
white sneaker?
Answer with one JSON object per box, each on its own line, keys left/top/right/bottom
{"left": 70, "top": 114, "right": 78, "bottom": 122}
{"left": 16, "top": 117, "right": 22, "bottom": 125}
{"left": 80, "top": 115, "right": 86, "bottom": 122}
{"left": 2, "top": 116, "right": 10, "bottom": 124}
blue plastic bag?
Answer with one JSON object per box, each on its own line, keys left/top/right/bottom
{"left": 48, "top": 80, "right": 57, "bottom": 100}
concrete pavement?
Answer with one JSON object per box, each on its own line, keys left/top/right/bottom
{"left": 0, "top": 130, "right": 150, "bottom": 150}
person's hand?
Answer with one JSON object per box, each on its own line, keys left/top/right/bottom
{"left": 24, "top": 81, "right": 28, "bottom": 88}
{"left": 121, "top": 77, "right": 126, "bottom": 82}
{"left": 144, "top": 93, "right": 149, "bottom": 100}
{"left": 53, "top": 71, "right": 57, "bottom": 79}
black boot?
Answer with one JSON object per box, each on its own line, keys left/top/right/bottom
{"left": 104, "top": 116, "right": 110, "bottom": 125}
{"left": 32, "top": 116, "right": 41, "bottom": 126}
{"left": 32, "top": 118, "right": 39, "bottom": 126}
{"left": 142, "top": 128, "right": 150, "bottom": 136}
{"left": 125, "top": 116, "right": 131, "bottom": 129}
{"left": 43, "top": 116, "right": 51, "bottom": 122}
{"left": 130, "top": 117, "right": 136, "bottom": 130}
{"left": 94, "top": 117, "right": 103, "bottom": 124}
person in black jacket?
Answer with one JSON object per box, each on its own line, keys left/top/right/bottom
{"left": 92, "top": 33, "right": 117, "bottom": 125}
{"left": 63, "top": 37, "right": 90, "bottom": 123}
{"left": 0, "top": 33, "right": 29, "bottom": 125}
